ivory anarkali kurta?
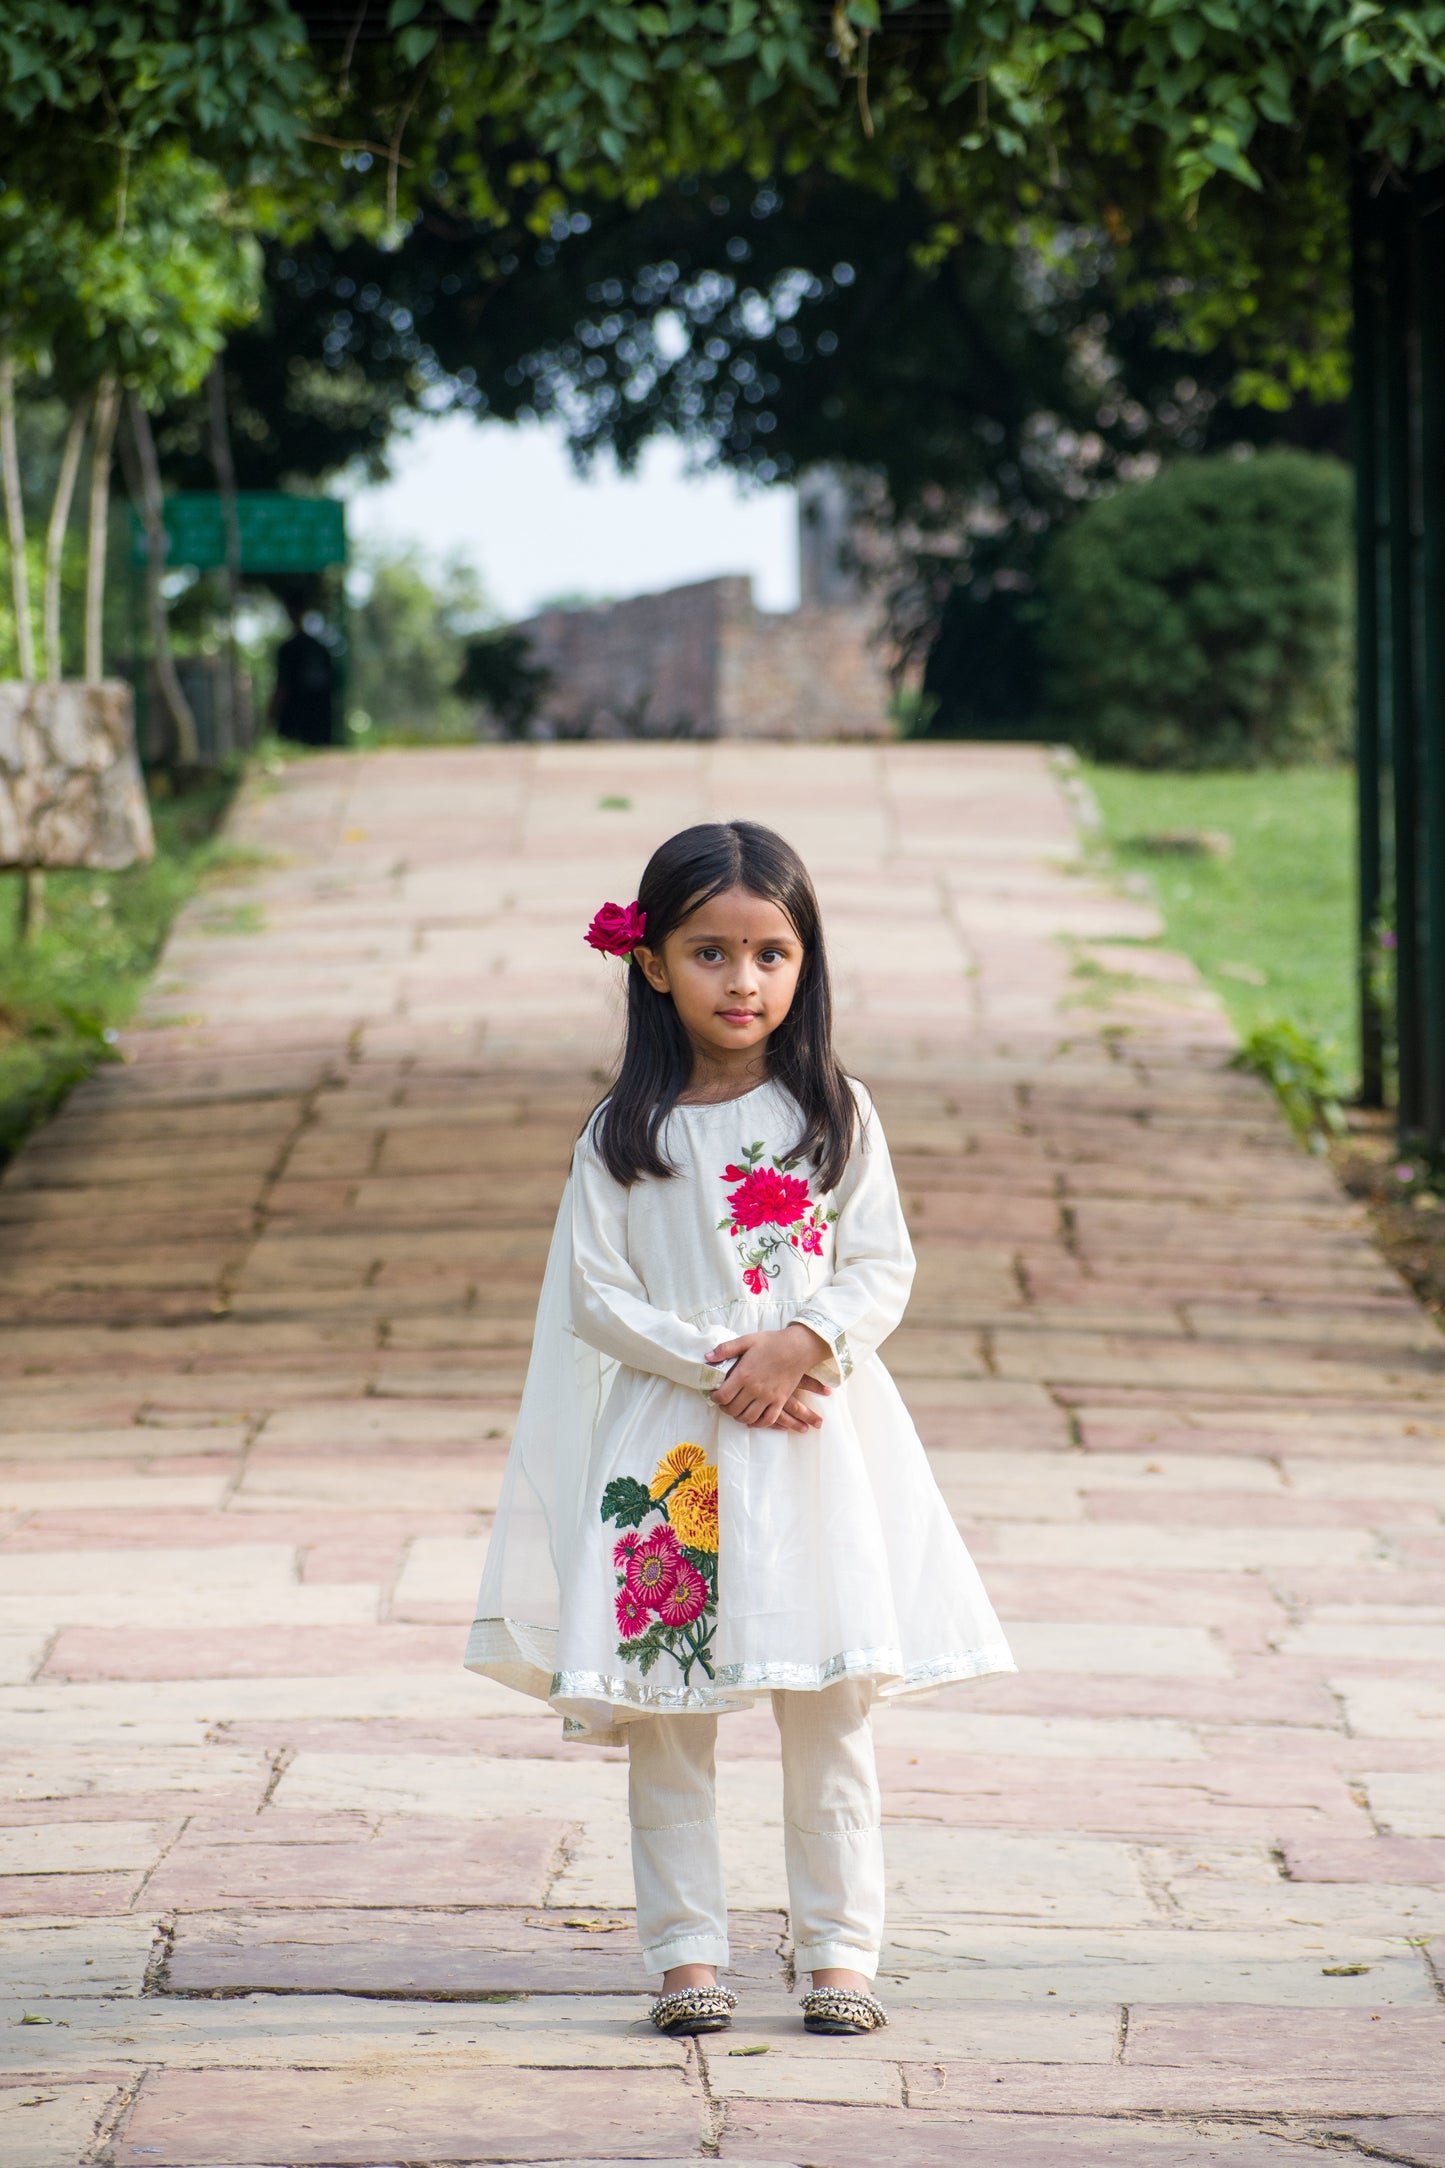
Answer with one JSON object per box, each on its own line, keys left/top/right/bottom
{"left": 465, "top": 1078, "right": 1014, "bottom": 1739}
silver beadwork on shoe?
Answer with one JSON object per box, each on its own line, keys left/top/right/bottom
{"left": 650, "top": 1984, "right": 737, "bottom": 2036}
{"left": 801, "top": 1985, "right": 888, "bottom": 2035}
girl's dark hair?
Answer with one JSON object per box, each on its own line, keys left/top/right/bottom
{"left": 590, "top": 820, "right": 856, "bottom": 1191}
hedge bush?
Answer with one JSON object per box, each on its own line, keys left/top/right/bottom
{"left": 1041, "top": 450, "right": 1353, "bottom": 768}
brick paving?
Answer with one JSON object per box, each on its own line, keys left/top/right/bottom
{"left": 2, "top": 742, "right": 1444, "bottom": 2167}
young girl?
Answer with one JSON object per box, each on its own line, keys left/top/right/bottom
{"left": 467, "top": 820, "right": 1013, "bottom": 2038}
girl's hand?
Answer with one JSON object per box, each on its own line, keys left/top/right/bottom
{"left": 773, "top": 1387, "right": 828, "bottom": 1433}
{"left": 706, "top": 1324, "right": 832, "bottom": 1430}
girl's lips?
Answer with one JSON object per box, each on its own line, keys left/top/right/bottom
{"left": 717, "top": 1009, "right": 761, "bottom": 1025}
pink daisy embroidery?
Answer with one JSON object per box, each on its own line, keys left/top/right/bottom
{"left": 623, "top": 1527, "right": 681, "bottom": 1608}
{"left": 655, "top": 1559, "right": 709, "bottom": 1628}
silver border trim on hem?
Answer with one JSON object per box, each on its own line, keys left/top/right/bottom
{"left": 546, "top": 1639, "right": 1016, "bottom": 1718}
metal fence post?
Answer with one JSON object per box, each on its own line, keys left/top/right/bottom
{"left": 1352, "top": 170, "right": 1387, "bottom": 1109}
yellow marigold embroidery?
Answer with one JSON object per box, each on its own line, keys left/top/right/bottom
{"left": 668, "top": 1463, "right": 719, "bottom": 1553}
{"left": 650, "top": 1442, "right": 706, "bottom": 1498}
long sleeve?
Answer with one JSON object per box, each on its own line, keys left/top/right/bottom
{"left": 789, "top": 1089, "right": 915, "bottom": 1385}
{"left": 568, "top": 1135, "right": 722, "bottom": 1393}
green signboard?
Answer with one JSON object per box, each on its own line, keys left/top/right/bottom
{"left": 132, "top": 493, "right": 347, "bottom": 574}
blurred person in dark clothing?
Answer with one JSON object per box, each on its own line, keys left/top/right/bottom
{"left": 270, "top": 595, "right": 336, "bottom": 745}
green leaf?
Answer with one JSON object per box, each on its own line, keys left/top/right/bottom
{"left": 1168, "top": 16, "right": 1204, "bottom": 57}
{"left": 600, "top": 1476, "right": 654, "bottom": 1529}
{"left": 396, "top": 24, "right": 438, "bottom": 63}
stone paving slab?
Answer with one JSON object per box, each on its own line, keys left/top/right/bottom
{"left": 2, "top": 744, "right": 1443, "bottom": 2164}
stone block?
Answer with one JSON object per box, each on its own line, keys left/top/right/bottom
{"left": 0, "top": 680, "right": 152, "bottom": 870}
{"left": 1327, "top": 2121, "right": 1445, "bottom": 2167}
{"left": 0, "top": 1819, "right": 170, "bottom": 1876}
{"left": 141, "top": 1811, "right": 566, "bottom": 1909}
{"left": 886, "top": 1826, "right": 1153, "bottom": 1927}
{"left": 1364, "top": 1771, "right": 1445, "bottom": 1836}
{"left": 1333, "top": 1678, "right": 1445, "bottom": 1740}
{"left": 900, "top": 2059, "right": 1445, "bottom": 2113}
{"left": 0, "top": 2079, "right": 120, "bottom": 2168}
{"left": 273, "top": 1749, "right": 630, "bottom": 1822}
{"left": 164, "top": 1906, "right": 784, "bottom": 1997}
{"left": 112, "top": 2064, "right": 703, "bottom": 2165}
{"left": 718, "top": 2104, "right": 1303, "bottom": 2165}
{"left": 0, "top": 1914, "right": 159, "bottom": 1998}
{"left": 704, "top": 2049, "right": 901, "bottom": 2105}
{"left": 984, "top": 1621, "right": 1230, "bottom": 1678}
{"left": 1, "top": 1991, "right": 689, "bottom": 2077}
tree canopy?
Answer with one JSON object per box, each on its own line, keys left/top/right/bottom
{"left": 8, "top": 2, "right": 1445, "bottom": 403}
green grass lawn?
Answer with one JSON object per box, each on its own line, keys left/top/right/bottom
{"left": 0, "top": 770, "right": 241, "bottom": 1164}
{"left": 1079, "top": 761, "right": 1358, "bottom": 1091}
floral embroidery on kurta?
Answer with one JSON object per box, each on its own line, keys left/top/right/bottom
{"left": 601, "top": 1443, "right": 718, "bottom": 1683}
{"left": 718, "top": 1139, "right": 836, "bottom": 1294}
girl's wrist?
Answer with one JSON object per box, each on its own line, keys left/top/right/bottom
{"left": 784, "top": 1321, "right": 831, "bottom": 1364}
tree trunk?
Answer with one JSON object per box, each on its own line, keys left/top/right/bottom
{"left": 19, "top": 867, "right": 45, "bottom": 937}
{"left": 0, "top": 344, "right": 36, "bottom": 682}
{"left": 84, "top": 376, "right": 119, "bottom": 681}
{"left": 43, "top": 394, "right": 89, "bottom": 683}
{"left": 205, "top": 359, "right": 245, "bottom": 743}
{"left": 126, "top": 390, "right": 199, "bottom": 766}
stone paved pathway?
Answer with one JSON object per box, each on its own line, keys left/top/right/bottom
{"left": 3, "top": 743, "right": 1445, "bottom": 2168}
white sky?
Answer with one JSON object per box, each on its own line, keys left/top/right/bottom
{"left": 344, "top": 412, "right": 800, "bottom": 621}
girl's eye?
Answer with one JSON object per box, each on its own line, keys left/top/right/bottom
{"left": 697, "top": 946, "right": 724, "bottom": 963}
{"left": 759, "top": 948, "right": 785, "bottom": 964}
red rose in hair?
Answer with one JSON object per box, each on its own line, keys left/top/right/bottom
{"left": 724, "top": 1165, "right": 811, "bottom": 1232}
{"left": 585, "top": 900, "right": 646, "bottom": 956}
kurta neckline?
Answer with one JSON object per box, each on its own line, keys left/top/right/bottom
{"left": 673, "top": 1078, "right": 779, "bottom": 1113}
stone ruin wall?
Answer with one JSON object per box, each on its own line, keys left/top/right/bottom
{"left": 515, "top": 575, "right": 892, "bottom": 742}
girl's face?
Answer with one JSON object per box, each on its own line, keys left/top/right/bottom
{"left": 636, "top": 883, "right": 805, "bottom": 1062}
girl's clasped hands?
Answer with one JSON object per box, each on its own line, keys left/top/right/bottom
{"left": 706, "top": 1319, "right": 832, "bottom": 1432}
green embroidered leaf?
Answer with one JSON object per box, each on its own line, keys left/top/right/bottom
{"left": 680, "top": 1545, "right": 719, "bottom": 1593}
{"left": 600, "top": 1476, "right": 654, "bottom": 1529}
{"left": 618, "top": 1628, "right": 667, "bottom": 1677}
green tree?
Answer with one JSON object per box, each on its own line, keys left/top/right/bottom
{"left": 1041, "top": 449, "right": 1353, "bottom": 768}
{"left": 346, "top": 544, "right": 494, "bottom": 742}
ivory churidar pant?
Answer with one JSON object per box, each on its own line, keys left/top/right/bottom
{"left": 626, "top": 1678, "right": 884, "bottom": 1977}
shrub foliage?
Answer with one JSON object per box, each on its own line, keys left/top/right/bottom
{"left": 1042, "top": 451, "right": 1352, "bottom": 769}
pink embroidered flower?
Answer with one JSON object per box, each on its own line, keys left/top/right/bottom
{"left": 615, "top": 1587, "right": 649, "bottom": 1636}
{"left": 612, "top": 1530, "right": 641, "bottom": 1569}
{"left": 654, "top": 1559, "right": 709, "bottom": 1627}
{"left": 724, "top": 1165, "right": 811, "bottom": 1231}
{"left": 624, "top": 1526, "right": 681, "bottom": 1608}
{"left": 585, "top": 900, "right": 647, "bottom": 956}
{"left": 797, "top": 1221, "right": 825, "bottom": 1258}
{"left": 743, "top": 1264, "right": 771, "bottom": 1296}
{"left": 722, "top": 1163, "right": 748, "bottom": 1181}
